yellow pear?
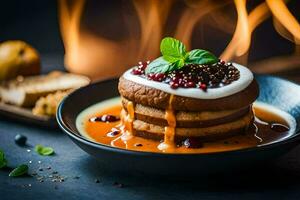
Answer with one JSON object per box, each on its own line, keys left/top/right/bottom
{"left": 0, "top": 40, "right": 40, "bottom": 81}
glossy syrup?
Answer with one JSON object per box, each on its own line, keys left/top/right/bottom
{"left": 77, "top": 101, "right": 293, "bottom": 154}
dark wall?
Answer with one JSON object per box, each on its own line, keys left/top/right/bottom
{"left": 0, "top": 0, "right": 63, "bottom": 54}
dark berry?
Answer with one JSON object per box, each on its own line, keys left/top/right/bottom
{"left": 90, "top": 115, "right": 120, "bottom": 123}
{"left": 178, "top": 79, "right": 185, "bottom": 86}
{"left": 170, "top": 82, "right": 179, "bottom": 89}
{"left": 183, "top": 138, "right": 203, "bottom": 148}
{"left": 154, "top": 73, "right": 165, "bottom": 82}
{"left": 147, "top": 73, "right": 155, "bottom": 80}
{"left": 175, "top": 73, "right": 183, "bottom": 79}
{"left": 199, "top": 83, "right": 207, "bottom": 91}
{"left": 171, "top": 77, "right": 179, "bottom": 82}
{"left": 186, "top": 81, "right": 196, "bottom": 88}
{"left": 132, "top": 68, "right": 142, "bottom": 75}
{"left": 138, "top": 61, "right": 149, "bottom": 70}
{"left": 102, "top": 115, "right": 120, "bottom": 122}
{"left": 107, "top": 130, "right": 120, "bottom": 137}
{"left": 14, "top": 134, "right": 27, "bottom": 146}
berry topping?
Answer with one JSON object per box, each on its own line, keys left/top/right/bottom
{"left": 131, "top": 60, "right": 240, "bottom": 90}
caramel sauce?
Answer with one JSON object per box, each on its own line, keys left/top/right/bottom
{"left": 81, "top": 102, "right": 293, "bottom": 154}
{"left": 122, "top": 101, "right": 135, "bottom": 138}
{"left": 158, "top": 95, "right": 176, "bottom": 151}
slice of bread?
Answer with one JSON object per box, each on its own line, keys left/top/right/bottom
{"left": 0, "top": 71, "right": 90, "bottom": 107}
{"left": 32, "top": 90, "right": 72, "bottom": 117}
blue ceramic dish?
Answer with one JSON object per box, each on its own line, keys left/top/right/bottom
{"left": 57, "top": 75, "right": 300, "bottom": 176}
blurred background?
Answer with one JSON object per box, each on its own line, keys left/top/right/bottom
{"left": 1, "top": 0, "right": 299, "bottom": 81}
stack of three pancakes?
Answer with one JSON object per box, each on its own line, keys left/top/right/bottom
{"left": 118, "top": 64, "right": 259, "bottom": 149}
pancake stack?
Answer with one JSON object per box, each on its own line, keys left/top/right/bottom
{"left": 118, "top": 62, "right": 259, "bottom": 150}
{"left": 118, "top": 37, "right": 259, "bottom": 150}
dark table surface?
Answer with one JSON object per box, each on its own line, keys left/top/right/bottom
{"left": 1, "top": 55, "right": 300, "bottom": 200}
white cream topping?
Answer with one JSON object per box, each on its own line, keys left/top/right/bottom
{"left": 123, "top": 63, "right": 253, "bottom": 99}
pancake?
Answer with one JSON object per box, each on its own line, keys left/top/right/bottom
{"left": 119, "top": 76, "right": 259, "bottom": 111}
{"left": 122, "top": 98, "right": 251, "bottom": 128}
{"left": 120, "top": 108, "right": 253, "bottom": 141}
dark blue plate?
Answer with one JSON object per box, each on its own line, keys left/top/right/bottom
{"left": 57, "top": 75, "right": 300, "bottom": 176}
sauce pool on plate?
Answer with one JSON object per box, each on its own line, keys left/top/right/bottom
{"left": 76, "top": 97, "right": 295, "bottom": 154}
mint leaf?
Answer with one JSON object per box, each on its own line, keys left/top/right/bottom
{"left": 160, "top": 37, "right": 186, "bottom": 62}
{"left": 145, "top": 37, "right": 219, "bottom": 75}
{"left": 173, "top": 58, "right": 185, "bottom": 69}
{"left": 0, "top": 150, "right": 7, "bottom": 169}
{"left": 145, "top": 57, "right": 177, "bottom": 74}
{"left": 35, "top": 144, "right": 54, "bottom": 156}
{"left": 9, "top": 164, "right": 28, "bottom": 177}
{"left": 146, "top": 37, "right": 187, "bottom": 74}
{"left": 186, "top": 49, "right": 218, "bottom": 65}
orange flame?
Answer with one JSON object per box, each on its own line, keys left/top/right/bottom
{"left": 221, "top": 1, "right": 270, "bottom": 62}
{"left": 250, "top": 0, "right": 300, "bottom": 74}
{"left": 266, "top": 0, "right": 300, "bottom": 44}
{"left": 59, "top": 0, "right": 84, "bottom": 72}
{"left": 59, "top": 0, "right": 300, "bottom": 79}
{"left": 59, "top": 0, "right": 174, "bottom": 80}
{"left": 133, "top": 0, "right": 173, "bottom": 59}
{"left": 59, "top": 0, "right": 136, "bottom": 80}
{"left": 174, "top": 0, "right": 231, "bottom": 50}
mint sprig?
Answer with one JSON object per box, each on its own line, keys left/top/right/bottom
{"left": 186, "top": 49, "right": 218, "bottom": 65}
{"left": 145, "top": 57, "right": 177, "bottom": 74}
{"left": 1, "top": 149, "right": 27, "bottom": 177}
{"left": 0, "top": 149, "right": 7, "bottom": 169}
{"left": 35, "top": 144, "right": 54, "bottom": 156}
{"left": 9, "top": 164, "right": 28, "bottom": 177}
{"left": 145, "top": 37, "right": 218, "bottom": 74}
{"left": 160, "top": 37, "right": 187, "bottom": 67}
